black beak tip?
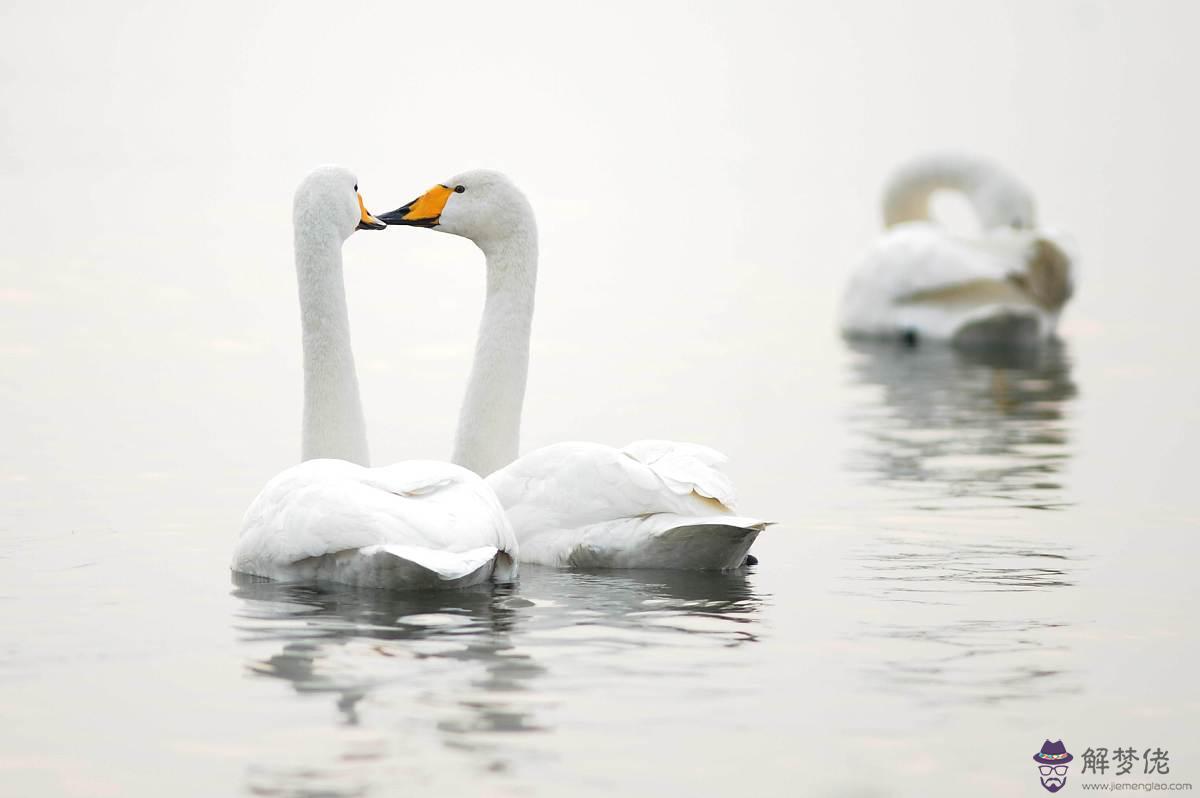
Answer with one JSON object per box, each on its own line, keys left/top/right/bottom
{"left": 375, "top": 207, "right": 411, "bottom": 226}
{"left": 377, "top": 206, "right": 439, "bottom": 228}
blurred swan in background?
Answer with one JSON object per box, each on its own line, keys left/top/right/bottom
{"left": 379, "top": 171, "right": 766, "bottom": 570}
{"left": 232, "top": 167, "right": 518, "bottom": 590}
{"left": 840, "top": 153, "right": 1076, "bottom": 347}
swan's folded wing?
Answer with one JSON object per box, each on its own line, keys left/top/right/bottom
{"left": 485, "top": 441, "right": 739, "bottom": 534}
{"left": 485, "top": 443, "right": 768, "bottom": 570}
{"left": 234, "top": 459, "right": 516, "bottom": 575}
{"left": 865, "top": 225, "right": 1017, "bottom": 304}
{"left": 620, "top": 439, "right": 737, "bottom": 508}
{"left": 841, "top": 225, "right": 1039, "bottom": 340}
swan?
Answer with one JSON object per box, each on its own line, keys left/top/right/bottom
{"left": 231, "top": 166, "right": 518, "bottom": 590}
{"left": 840, "top": 153, "right": 1076, "bottom": 347}
{"left": 378, "top": 171, "right": 767, "bottom": 570}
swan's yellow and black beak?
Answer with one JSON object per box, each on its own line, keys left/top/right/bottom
{"left": 356, "top": 193, "right": 386, "bottom": 230}
{"left": 377, "top": 184, "right": 453, "bottom": 228}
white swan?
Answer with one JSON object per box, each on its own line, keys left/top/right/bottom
{"left": 231, "top": 167, "right": 518, "bottom": 590}
{"left": 378, "top": 171, "right": 766, "bottom": 570}
{"left": 840, "top": 153, "right": 1076, "bottom": 347}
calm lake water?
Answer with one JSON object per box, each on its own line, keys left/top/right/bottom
{"left": 3, "top": 326, "right": 1196, "bottom": 797}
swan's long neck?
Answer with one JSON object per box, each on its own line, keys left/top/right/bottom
{"left": 452, "top": 227, "right": 537, "bottom": 476}
{"left": 295, "top": 228, "right": 370, "bottom": 466}
{"left": 882, "top": 154, "right": 1026, "bottom": 229}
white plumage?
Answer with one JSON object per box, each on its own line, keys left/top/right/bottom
{"left": 236, "top": 459, "right": 517, "bottom": 588}
{"left": 231, "top": 167, "right": 518, "bottom": 590}
{"left": 379, "top": 171, "right": 766, "bottom": 571}
{"left": 841, "top": 154, "right": 1076, "bottom": 347}
{"left": 486, "top": 441, "right": 765, "bottom": 569}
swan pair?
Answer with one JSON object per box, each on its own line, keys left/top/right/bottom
{"left": 232, "top": 167, "right": 765, "bottom": 590}
{"left": 840, "top": 154, "right": 1076, "bottom": 347}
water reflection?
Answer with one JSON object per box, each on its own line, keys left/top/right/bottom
{"left": 233, "top": 577, "right": 544, "bottom": 730}
{"left": 842, "top": 341, "right": 1079, "bottom": 706}
{"left": 232, "top": 576, "right": 542, "bottom": 795}
{"left": 515, "top": 566, "right": 763, "bottom": 646}
{"left": 845, "top": 340, "right": 1077, "bottom": 509}
{"left": 230, "top": 566, "right": 763, "bottom": 794}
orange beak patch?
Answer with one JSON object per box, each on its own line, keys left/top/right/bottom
{"left": 376, "top": 183, "right": 455, "bottom": 228}
{"left": 357, "top": 193, "right": 385, "bottom": 230}
{"left": 402, "top": 185, "right": 453, "bottom": 222}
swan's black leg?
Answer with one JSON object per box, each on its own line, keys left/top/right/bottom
{"left": 742, "top": 554, "right": 758, "bottom": 566}
{"left": 901, "top": 329, "right": 919, "bottom": 347}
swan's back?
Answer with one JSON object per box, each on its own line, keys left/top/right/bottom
{"left": 233, "top": 459, "right": 518, "bottom": 588}
{"left": 840, "top": 223, "right": 1074, "bottom": 345}
{"left": 486, "top": 441, "right": 766, "bottom": 569}
{"left": 486, "top": 441, "right": 737, "bottom": 529}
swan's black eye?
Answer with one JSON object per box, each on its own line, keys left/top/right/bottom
{"left": 454, "top": 185, "right": 465, "bottom": 193}
{"left": 353, "top": 184, "right": 358, "bottom": 191}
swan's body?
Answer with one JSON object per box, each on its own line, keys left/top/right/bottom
{"left": 841, "top": 154, "right": 1075, "bottom": 347}
{"left": 486, "top": 441, "right": 763, "bottom": 569}
{"left": 236, "top": 459, "right": 517, "bottom": 588}
{"left": 231, "top": 167, "right": 517, "bottom": 590}
{"left": 380, "top": 171, "right": 765, "bottom": 570}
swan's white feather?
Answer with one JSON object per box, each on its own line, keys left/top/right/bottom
{"left": 532, "top": 514, "right": 764, "bottom": 570}
{"left": 233, "top": 459, "right": 518, "bottom": 589}
{"left": 391, "top": 170, "right": 766, "bottom": 571}
{"left": 485, "top": 441, "right": 766, "bottom": 570}
{"left": 620, "top": 439, "right": 735, "bottom": 504}
{"left": 840, "top": 222, "right": 1073, "bottom": 344}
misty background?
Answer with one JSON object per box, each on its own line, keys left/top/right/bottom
{"left": 3, "top": 0, "right": 1197, "bottom": 537}
{"left": 4, "top": 2, "right": 1200, "bottom": 796}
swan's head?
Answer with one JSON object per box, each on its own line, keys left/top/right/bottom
{"left": 974, "top": 171, "right": 1037, "bottom": 230}
{"left": 378, "top": 170, "right": 533, "bottom": 246}
{"left": 293, "top": 165, "right": 386, "bottom": 241}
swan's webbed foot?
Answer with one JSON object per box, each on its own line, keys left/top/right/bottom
{"left": 742, "top": 554, "right": 758, "bottom": 567}
{"left": 901, "top": 329, "right": 919, "bottom": 347}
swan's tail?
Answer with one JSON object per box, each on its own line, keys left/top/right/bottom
{"left": 298, "top": 544, "right": 516, "bottom": 590}
{"left": 565, "top": 514, "right": 769, "bottom": 571}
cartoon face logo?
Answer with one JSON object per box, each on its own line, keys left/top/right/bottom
{"left": 1033, "top": 740, "right": 1073, "bottom": 793}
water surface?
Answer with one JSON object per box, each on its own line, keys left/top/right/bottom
{"left": 3, "top": 329, "right": 1195, "bottom": 797}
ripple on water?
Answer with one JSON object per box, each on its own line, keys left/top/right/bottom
{"left": 837, "top": 341, "right": 1081, "bottom": 710}
{"left": 844, "top": 339, "right": 1077, "bottom": 510}
{"left": 228, "top": 564, "right": 767, "bottom": 795}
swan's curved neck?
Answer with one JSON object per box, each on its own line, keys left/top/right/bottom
{"left": 882, "top": 155, "right": 1020, "bottom": 229}
{"left": 453, "top": 227, "right": 537, "bottom": 476}
{"left": 295, "top": 227, "right": 370, "bottom": 466}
